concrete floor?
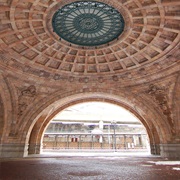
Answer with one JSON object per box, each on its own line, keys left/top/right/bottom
{"left": 0, "top": 153, "right": 180, "bottom": 180}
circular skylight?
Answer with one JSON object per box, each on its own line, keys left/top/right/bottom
{"left": 52, "top": 1, "right": 125, "bottom": 46}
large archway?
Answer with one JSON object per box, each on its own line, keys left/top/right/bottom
{"left": 42, "top": 101, "right": 151, "bottom": 154}
{"left": 27, "top": 91, "right": 166, "bottom": 157}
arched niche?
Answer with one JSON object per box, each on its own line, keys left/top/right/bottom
{"left": 26, "top": 92, "right": 162, "bottom": 156}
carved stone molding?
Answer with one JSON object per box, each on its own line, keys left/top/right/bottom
{"left": 147, "top": 84, "right": 175, "bottom": 135}
{"left": 17, "top": 85, "right": 37, "bottom": 116}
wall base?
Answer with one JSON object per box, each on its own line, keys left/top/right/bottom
{"left": 160, "top": 144, "right": 180, "bottom": 159}
{"left": 0, "top": 143, "right": 28, "bottom": 158}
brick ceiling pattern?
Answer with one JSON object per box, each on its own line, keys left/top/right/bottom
{"left": 0, "top": 0, "right": 179, "bottom": 78}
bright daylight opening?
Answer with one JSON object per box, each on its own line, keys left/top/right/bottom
{"left": 42, "top": 102, "right": 150, "bottom": 156}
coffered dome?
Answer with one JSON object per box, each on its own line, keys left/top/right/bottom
{"left": 52, "top": 1, "right": 125, "bottom": 47}
{"left": 0, "top": 0, "right": 179, "bottom": 81}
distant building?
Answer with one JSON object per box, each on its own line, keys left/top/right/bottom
{"left": 43, "top": 120, "right": 149, "bottom": 150}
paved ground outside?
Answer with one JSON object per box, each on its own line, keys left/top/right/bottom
{"left": 0, "top": 152, "right": 180, "bottom": 180}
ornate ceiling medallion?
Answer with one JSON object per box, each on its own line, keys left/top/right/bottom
{"left": 52, "top": 1, "right": 125, "bottom": 47}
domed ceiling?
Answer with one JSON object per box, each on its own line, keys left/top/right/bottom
{"left": 0, "top": 0, "right": 179, "bottom": 81}
{"left": 52, "top": 1, "right": 125, "bottom": 46}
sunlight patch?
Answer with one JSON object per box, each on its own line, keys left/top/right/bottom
{"left": 172, "top": 167, "right": 180, "bottom": 171}
{"left": 148, "top": 161, "right": 180, "bottom": 165}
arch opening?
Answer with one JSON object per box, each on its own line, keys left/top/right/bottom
{"left": 42, "top": 102, "right": 151, "bottom": 155}
{"left": 27, "top": 92, "right": 161, "bottom": 157}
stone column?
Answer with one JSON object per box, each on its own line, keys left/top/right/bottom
{"left": 138, "top": 135, "right": 142, "bottom": 146}
{"left": 124, "top": 135, "right": 127, "bottom": 149}
{"left": 78, "top": 135, "right": 81, "bottom": 149}
{"left": 91, "top": 135, "right": 94, "bottom": 149}
{"left": 54, "top": 135, "right": 58, "bottom": 149}
{"left": 66, "top": 135, "right": 69, "bottom": 149}
{"left": 99, "top": 120, "right": 103, "bottom": 144}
